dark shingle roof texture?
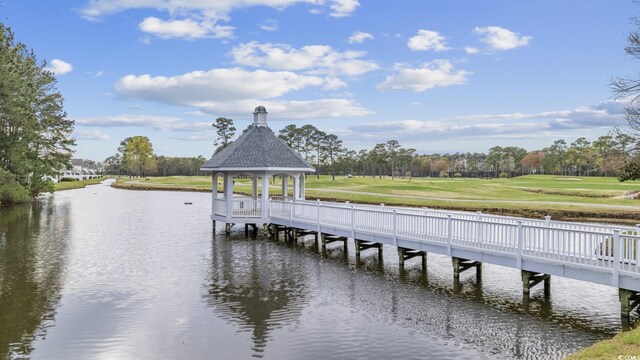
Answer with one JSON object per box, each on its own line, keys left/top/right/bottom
{"left": 201, "top": 126, "right": 314, "bottom": 170}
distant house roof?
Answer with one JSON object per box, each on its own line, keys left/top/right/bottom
{"left": 201, "top": 124, "right": 315, "bottom": 172}
{"left": 71, "top": 159, "right": 84, "bottom": 166}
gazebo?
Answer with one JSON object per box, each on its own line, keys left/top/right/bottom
{"left": 201, "top": 106, "right": 315, "bottom": 233}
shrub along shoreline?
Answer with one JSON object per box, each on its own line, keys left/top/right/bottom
{"left": 54, "top": 177, "right": 105, "bottom": 191}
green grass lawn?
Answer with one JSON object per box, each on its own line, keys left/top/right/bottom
{"left": 565, "top": 326, "right": 640, "bottom": 359}
{"left": 113, "top": 175, "right": 640, "bottom": 223}
{"left": 54, "top": 177, "right": 104, "bottom": 191}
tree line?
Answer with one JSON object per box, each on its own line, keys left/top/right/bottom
{"left": 102, "top": 136, "right": 206, "bottom": 177}
{"left": 0, "top": 24, "right": 75, "bottom": 204}
{"left": 204, "top": 117, "right": 640, "bottom": 180}
{"left": 275, "top": 124, "right": 639, "bottom": 179}
{"left": 97, "top": 119, "right": 640, "bottom": 181}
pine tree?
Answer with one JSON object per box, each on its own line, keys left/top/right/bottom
{"left": 0, "top": 23, "right": 74, "bottom": 202}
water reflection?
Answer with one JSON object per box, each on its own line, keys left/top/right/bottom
{"left": 204, "top": 234, "right": 308, "bottom": 357}
{"left": 0, "top": 199, "right": 69, "bottom": 359}
{"left": 0, "top": 184, "right": 629, "bottom": 359}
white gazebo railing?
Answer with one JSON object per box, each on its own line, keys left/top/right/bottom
{"left": 214, "top": 197, "right": 227, "bottom": 216}
{"left": 232, "top": 198, "right": 261, "bottom": 218}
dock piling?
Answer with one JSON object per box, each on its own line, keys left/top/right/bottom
{"left": 620, "top": 288, "right": 640, "bottom": 318}
{"left": 321, "top": 234, "right": 348, "bottom": 256}
{"left": 522, "top": 270, "right": 551, "bottom": 297}
{"left": 355, "top": 239, "right": 383, "bottom": 263}
{"left": 452, "top": 257, "right": 482, "bottom": 282}
{"left": 398, "top": 247, "right": 427, "bottom": 272}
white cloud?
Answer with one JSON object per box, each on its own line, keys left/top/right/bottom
{"left": 115, "top": 68, "right": 330, "bottom": 103}
{"left": 322, "top": 77, "right": 348, "bottom": 90}
{"left": 76, "top": 114, "right": 214, "bottom": 132}
{"left": 473, "top": 26, "right": 532, "bottom": 51}
{"left": 453, "top": 100, "right": 626, "bottom": 129}
{"left": 348, "top": 31, "right": 373, "bottom": 44}
{"left": 376, "top": 60, "right": 469, "bottom": 92}
{"left": 81, "top": 0, "right": 359, "bottom": 39}
{"left": 198, "top": 99, "right": 372, "bottom": 119}
{"left": 230, "top": 42, "right": 379, "bottom": 76}
{"left": 139, "top": 17, "right": 233, "bottom": 39}
{"left": 464, "top": 47, "right": 479, "bottom": 54}
{"left": 259, "top": 19, "right": 278, "bottom": 31}
{"left": 329, "top": 0, "right": 359, "bottom": 17}
{"left": 45, "top": 59, "right": 73, "bottom": 75}
{"left": 74, "top": 129, "right": 110, "bottom": 140}
{"left": 77, "top": 114, "right": 181, "bottom": 128}
{"left": 82, "top": 0, "right": 359, "bottom": 19}
{"left": 407, "top": 30, "right": 450, "bottom": 52}
{"left": 186, "top": 110, "right": 208, "bottom": 117}
{"left": 344, "top": 100, "right": 625, "bottom": 143}
{"left": 172, "top": 134, "right": 214, "bottom": 141}
{"left": 351, "top": 120, "right": 547, "bottom": 138}
{"left": 229, "top": 42, "right": 370, "bottom": 77}
{"left": 86, "top": 70, "right": 105, "bottom": 77}
{"left": 113, "top": 67, "right": 369, "bottom": 119}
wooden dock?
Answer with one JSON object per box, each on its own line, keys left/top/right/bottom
{"left": 260, "top": 199, "right": 640, "bottom": 317}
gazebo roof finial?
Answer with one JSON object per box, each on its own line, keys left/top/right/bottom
{"left": 253, "top": 106, "right": 268, "bottom": 126}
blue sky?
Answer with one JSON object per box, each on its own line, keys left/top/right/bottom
{"left": 2, "top": 0, "right": 637, "bottom": 161}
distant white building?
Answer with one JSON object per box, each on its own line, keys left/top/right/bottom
{"left": 59, "top": 159, "right": 100, "bottom": 181}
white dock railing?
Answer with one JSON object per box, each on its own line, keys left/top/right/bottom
{"left": 268, "top": 199, "right": 640, "bottom": 289}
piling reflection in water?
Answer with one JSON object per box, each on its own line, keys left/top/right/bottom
{"left": 0, "top": 199, "right": 69, "bottom": 359}
{"left": 204, "top": 233, "right": 308, "bottom": 357}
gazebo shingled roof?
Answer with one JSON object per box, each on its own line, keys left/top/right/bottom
{"left": 201, "top": 123, "right": 314, "bottom": 171}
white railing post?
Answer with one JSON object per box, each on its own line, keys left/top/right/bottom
{"left": 393, "top": 209, "right": 398, "bottom": 245}
{"left": 613, "top": 229, "right": 621, "bottom": 287}
{"left": 475, "top": 211, "right": 482, "bottom": 245}
{"left": 636, "top": 225, "right": 640, "bottom": 265}
{"left": 517, "top": 220, "right": 523, "bottom": 268}
{"left": 447, "top": 214, "right": 453, "bottom": 256}
{"left": 351, "top": 205, "right": 356, "bottom": 239}
{"left": 289, "top": 200, "right": 294, "bottom": 227}
{"left": 268, "top": 197, "right": 272, "bottom": 219}
{"left": 543, "top": 226, "right": 549, "bottom": 254}
{"left": 317, "top": 199, "right": 321, "bottom": 235}
{"left": 422, "top": 207, "right": 428, "bottom": 216}
{"left": 543, "top": 216, "right": 552, "bottom": 254}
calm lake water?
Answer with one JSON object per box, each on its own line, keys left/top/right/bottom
{"left": 0, "top": 181, "right": 631, "bottom": 359}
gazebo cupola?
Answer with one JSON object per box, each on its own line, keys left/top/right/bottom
{"left": 200, "top": 106, "right": 315, "bottom": 232}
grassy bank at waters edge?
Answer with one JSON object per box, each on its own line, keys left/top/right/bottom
{"left": 565, "top": 326, "right": 640, "bottom": 359}
{"left": 112, "top": 175, "right": 640, "bottom": 224}
{"left": 54, "top": 177, "right": 105, "bottom": 191}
